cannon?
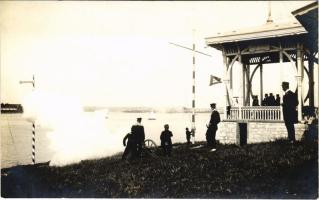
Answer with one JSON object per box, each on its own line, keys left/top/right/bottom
{"left": 142, "top": 139, "right": 158, "bottom": 158}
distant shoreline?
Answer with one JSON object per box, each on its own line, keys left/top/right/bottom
{"left": 83, "top": 106, "right": 223, "bottom": 114}
{"left": 1, "top": 103, "right": 23, "bottom": 114}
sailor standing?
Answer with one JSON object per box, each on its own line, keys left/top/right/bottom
{"left": 131, "top": 117, "right": 145, "bottom": 158}
{"left": 206, "top": 103, "right": 220, "bottom": 150}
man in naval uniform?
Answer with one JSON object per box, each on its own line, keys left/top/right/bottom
{"left": 131, "top": 117, "right": 145, "bottom": 158}
{"left": 206, "top": 103, "right": 221, "bottom": 150}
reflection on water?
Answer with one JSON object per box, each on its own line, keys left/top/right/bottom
{"left": 1, "top": 112, "right": 214, "bottom": 168}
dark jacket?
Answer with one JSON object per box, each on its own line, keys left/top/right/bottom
{"left": 123, "top": 133, "right": 136, "bottom": 147}
{"left": 268, "top": 95, "right": 276, "bottom": 106}
{"left": 131, "top": 124, "right": 145, "bottom": 144}
{"left": 282, "top": 90, "right": 298, "bottom": 123}
{"left": 209, "top": 110, "right": 221, "bottom": 128}
{"left": 252, "top": 99, "right": 259, "bottom": 106}
{"left": 275, "top": 97, "right": 281, "bottom": 106}
{"left": 186, "top": 130, "right": 192, "bottom": 139}
{"left": 160, "top": 130, "right": 173, "bottom": 146}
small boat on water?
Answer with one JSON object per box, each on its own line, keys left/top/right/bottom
{"left": 148, "top": 111, "right": 156, "bottom": 120}
{"left": 95, "top": 109, "right": 109, "bottom": 119}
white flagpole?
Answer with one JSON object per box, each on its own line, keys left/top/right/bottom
{"left": 168, "top": 33, "right": 213, "bottom": 144}
{"left": 191, "top": 29, "right": 196, "bottom": 143}
{"left": 20, "top": 75, "right": 36, "bottom": 164}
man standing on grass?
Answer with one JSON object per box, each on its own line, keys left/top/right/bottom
{"left": 185, "top": 127, "right": 192, "bottom": 145}
{"left": 160, "top": 124, "right": 173, "bottom": 156}
{"left": 281, "top": 82, "right": 298, "bottom": 143}
{"left": 131, "top": 117, "right": 145, "bottom": 158}
{"left": 206, "top": 103, "right": 220, "bottom": 151}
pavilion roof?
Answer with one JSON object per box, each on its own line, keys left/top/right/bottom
{"left": 292, "top": 1, "right": 318, "bottom": 17}
{"left": 205, "top": 21, "right": 307, "bottom": 48}
{"left": 291, "top": 1, "right": 318, "bottom": 52}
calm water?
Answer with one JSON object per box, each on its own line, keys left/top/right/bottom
{"left": 1, "top": 112, "right": 213, "bottom": 169}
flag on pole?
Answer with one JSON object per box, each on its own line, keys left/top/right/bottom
{"left": 209, "top": 75, "right": 222, "bottom": 86}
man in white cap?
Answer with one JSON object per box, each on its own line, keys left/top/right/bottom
{"left": 281, "top": 81, "right": 298, "bottom": 143}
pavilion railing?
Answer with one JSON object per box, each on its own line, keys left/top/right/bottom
{"left": 226, "top": 106, "right": 283, "bottom": 121}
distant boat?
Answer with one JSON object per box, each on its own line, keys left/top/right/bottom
{"left": 148, "top": 111, "right": 156, "bottom": 120}
{"left": 95, "top": 108, "right": 109, "bottom": 119}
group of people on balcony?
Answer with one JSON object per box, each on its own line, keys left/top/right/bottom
{"left": 252, "top": 93, "right": 281, "bottom": 106}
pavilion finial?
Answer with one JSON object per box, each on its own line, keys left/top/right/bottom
{"left": 266, "top": 1, "right": 273, "bottom": 23}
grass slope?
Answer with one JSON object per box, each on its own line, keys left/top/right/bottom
{"left": 1, "top": 140, "right": 318, "bottom": 198}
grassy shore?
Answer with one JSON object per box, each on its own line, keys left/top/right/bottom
{"left": 1, "top": 140, "right": 318, "bottom": 198}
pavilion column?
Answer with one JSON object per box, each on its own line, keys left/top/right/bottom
{"left": 222, "top": 51, "right": 230, "bottom": 119}
{"left": 296, "top": 43, "right": 304, "bottom": 121}
{"left": 242, "top": 64, "right": 247, "bottom": 106}
{"left": 260, "top": 64, "right": 263, "bottom": 105}
{"left": 230, "top": 64, "right": 233, "bottom": 90}
{"left": 308, "top": 55, "right": 314, "bottom": 107}
{"left": 239, "top": 54, "right": 244, "bottom": 106}
{"left": 279, "top": 48, "right": 283, "bottom": 102}
{"left": 246, "top": 64, "right": 250, "bottom": 106}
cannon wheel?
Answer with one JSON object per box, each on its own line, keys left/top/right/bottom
{"left": 144, "top": 139, "right": 157, "bottom": 148}
{"left": 143, "top": 139, "right": 158, "bottom": 158}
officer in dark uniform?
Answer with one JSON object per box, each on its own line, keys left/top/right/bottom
{"left": 131, "top": 117, "right": 145, "bottom": 158}
{"left": 281, "top": 82, "right": 298, "bottom": 143}
{"left": 206, "top": 103, "right": 221, "bottom": 150}
{"left": 160, "top": 124, "right": 173, "bottom": 156}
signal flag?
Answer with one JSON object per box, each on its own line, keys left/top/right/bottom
{"left": 209, "top": 75, "right": 222, "bottom": 86}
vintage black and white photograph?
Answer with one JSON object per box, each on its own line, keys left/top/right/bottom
{"left": 1, "top": 1, "right": 318, "bottom": 198}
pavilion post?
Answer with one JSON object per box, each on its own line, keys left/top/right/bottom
{"left": 246, "top": 64, "right": 250, "bottom": 106}
{"left": 238, "top": 53, "right": 244, "bottom": 106}
{"left": 222, "top": 51, "right": 230, "bottom": 120}
{"left": 296, "top": 43, "right": 304, "bottom": 121}
{"left": 260, "top": 64, "right": 263, "bottom": 105}
{"left": 308, "top": 56, "right": 314, "bottom": 107}
{"left": 230, "top": 63, "right": 233, "bottom": 90}
{"left": 279, "top": 47, "right": 283, "bottom": 102}
{"left": 242, "top": 63, "right": 246, "bottom": 106}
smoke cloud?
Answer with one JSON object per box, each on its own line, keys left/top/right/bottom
{"left": 22, "top": 90, "right": 123, "bottom": 166}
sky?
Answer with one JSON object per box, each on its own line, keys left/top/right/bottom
{"left": 0, "top": 1, "right": 314, "bottom": 108}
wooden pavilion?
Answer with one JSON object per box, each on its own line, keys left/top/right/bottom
{"left": 205, "top": 2, "right": 318, "bottom": 144}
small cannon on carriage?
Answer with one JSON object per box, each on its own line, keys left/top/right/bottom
{"left": 122, "top": 117, "right": 159, "bottom": 160}
{"left": 122, "top": 132, "right": 158, "bottom": 160}
{"left": 144, "top": 139, "right": 157, "bottom": 149}
{"left": 143, "top": 139, "right": 158, "bottom": 156}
